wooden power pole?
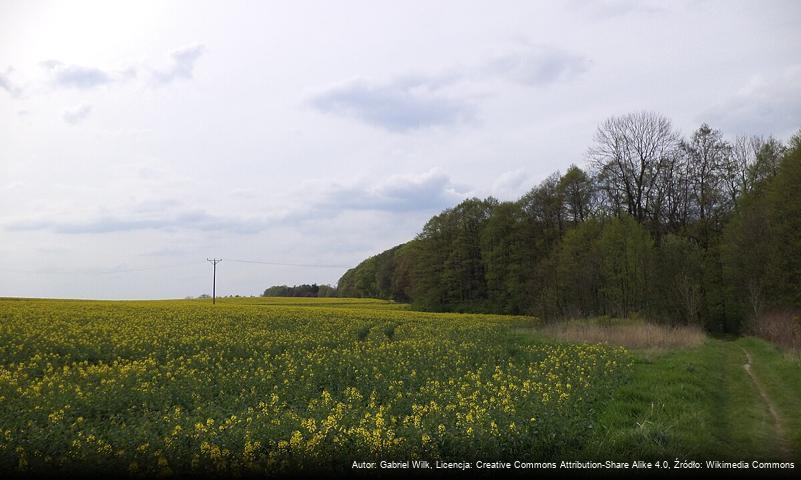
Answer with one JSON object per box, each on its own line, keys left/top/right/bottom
{"left": 206, "top": 258, "right": 222, "bottom": 304}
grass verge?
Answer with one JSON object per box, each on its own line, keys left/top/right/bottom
{"left": 515, "top": 321, "right": 801, "bottom": 462}
{"left": 739, "top": 337, "right": 801, "bottom": 457}
{"left": 580, "top": 337, "right": 800, "bottom": 462}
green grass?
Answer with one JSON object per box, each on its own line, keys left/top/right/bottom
{"left": 520, "top": 317, "right": 801, "bottom": 461}
{"left": 577, "top": 337, "right": 800, "bottom": 461}
{"left": 741, "top": 337, "right": 801, "bottom": 456}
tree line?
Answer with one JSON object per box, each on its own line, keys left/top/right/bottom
{"left": 262, "top": 284, "right": 337, "bottom": 298}
{"left": 337, "top": 112, "right": 801, "bottom": 333}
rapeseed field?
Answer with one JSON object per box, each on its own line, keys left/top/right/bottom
{"left": 0, "top": 298, "right": 630, "bottom": 476}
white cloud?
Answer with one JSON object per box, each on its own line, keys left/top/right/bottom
{"left": 704, "top": 65, "right": 801, "bottom": 137}
{"left": 40, "top": 60, "right": 128, "bottom": 89}
{"left": 309, "top": 76, "right": 475, "bottom": 132}
{"left": 484, "top": 46, "right": 590, "bottom": 86}
{"left": 62, "top": 104, "right": 92, "bottom": 125}
{"left": 489, "top": 169, "right": 532, "bottom": 200}
{"left": 0, "top": 67, "right": 23, "bottom": 97}
{"left": 314, "top": 168, "right": 468, "bottom": 213}
{"left": 567, "top": 0, "right": 665, "bottom": 18}
{"left": 13, "top": 45, "right": 200, "bottom": 94}
{"left": 308, "top": 45, "right": 589, "bottom": 131}
{"left": 2, "top": 169, "right": 473, "bottom": 235}
{"left": 151, "top": 44, "right": 206, "bottom": 85}
{"left": 6, "top": 209, "right": 273, "bottom": 235}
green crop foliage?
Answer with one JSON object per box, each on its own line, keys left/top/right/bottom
{"left": 0, "top": 298, "right": 629, "bottom": 476}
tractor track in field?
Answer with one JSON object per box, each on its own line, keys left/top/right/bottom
{"left": 740, "top": 346, "right": 791, "bottom": 459}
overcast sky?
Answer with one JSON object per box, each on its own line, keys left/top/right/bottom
{"left": 1, "top": 0, "right": 799, "bottom": 299}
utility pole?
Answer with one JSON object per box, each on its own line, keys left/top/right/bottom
{"left": 206, "top": 258, "right": 222, "bottom": 304}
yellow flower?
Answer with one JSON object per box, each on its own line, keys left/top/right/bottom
{"left": 289, "top": 431, "right": 303, "bottom": 449}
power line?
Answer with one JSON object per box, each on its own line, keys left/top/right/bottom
{"left": 226, "top": 258, "right": 352, "bottom": 269}
{"left": 0, "top": 258, "right": 353, "bottom": 278}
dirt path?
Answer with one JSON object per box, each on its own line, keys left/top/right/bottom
{"left": 740, "top": 346, "right": 792, "bottom": 459}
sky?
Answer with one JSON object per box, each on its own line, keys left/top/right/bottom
{"left": 1, "top": 0, "right": 799, "bottom": 299}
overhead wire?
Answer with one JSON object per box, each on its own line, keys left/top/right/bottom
{"left": 0, "top": 258, "right": 352, "bottom": 275}
{"left": 226, "top": 258, "right": 351, "bottom": 269}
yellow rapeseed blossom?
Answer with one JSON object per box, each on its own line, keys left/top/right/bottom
{"left": 0, "top": 297, "right": 631, "bottom": 476}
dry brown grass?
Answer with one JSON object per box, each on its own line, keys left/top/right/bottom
{"left": 749, "top": 311, "right": 801, "bottom": 356}
{"left": 537, "top": 318, "right": 707, "bottom": 351}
